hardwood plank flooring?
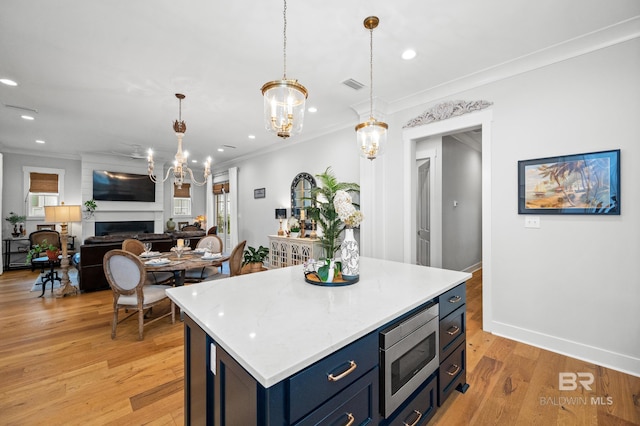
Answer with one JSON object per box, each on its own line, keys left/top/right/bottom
{"left": 0, "top": 268, "right": 638, "bottom": 425}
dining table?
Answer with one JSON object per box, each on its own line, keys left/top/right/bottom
{"left": 142, "top": 249, "right": 230, "bottom": 286}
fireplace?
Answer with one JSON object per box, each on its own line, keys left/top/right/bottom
{"left": 95, "top": 221, "right": 154, "bottom": 236}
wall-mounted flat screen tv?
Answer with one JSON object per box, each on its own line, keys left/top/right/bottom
{"left": 93, "top": 170, "right": 156, "bottom": 202}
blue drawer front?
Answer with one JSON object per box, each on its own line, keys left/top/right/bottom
{"left": 439, "top": 282, "right": 466, "bottom": 319}
{"left": 289, "top": 331, "right": 378, "bottom": 423}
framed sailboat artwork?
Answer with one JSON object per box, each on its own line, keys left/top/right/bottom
{"left": 518, "top": 149, "right": 620, "bottom": 215}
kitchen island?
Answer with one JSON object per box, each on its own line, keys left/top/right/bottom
{"left": 167, "top": 256, "right": 471, "bottom": 425}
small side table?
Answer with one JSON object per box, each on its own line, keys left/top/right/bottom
{"left": 31, "top": 256, "right": 62, "bottom": 297}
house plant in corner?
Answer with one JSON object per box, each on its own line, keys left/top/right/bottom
{"left": 242, "top": 245, "right": 269, "bottom": 273}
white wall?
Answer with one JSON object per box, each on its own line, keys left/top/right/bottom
{"left": 391, "top": 38, "right": 640, "bottom": 375}
{"left": 219, "top": 126, "right": 360, "bottom": 251}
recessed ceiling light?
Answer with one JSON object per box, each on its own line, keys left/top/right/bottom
{"left": 308, "top": 106, "right": 318, "bottom": 113}
{"left": 0, "top": 78, "right": 18, "bottom": 86}
{"left": 21, "top": 115, "right": 35, "bottom": 120}
{"left": 401, "top": 49, "right": 417, "bottom": 60}
{"left": 248, "top": 134, "right": 256, "bottom": 139}
{"left": 217, "top": 148, "right": 224, "bottom": 152}
{"left": 35, "top": 139, "right": 45, "bottom": 144}
{"left": 191, "top": 159, "right": 198, "bottom": 163}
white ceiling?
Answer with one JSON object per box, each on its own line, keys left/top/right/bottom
{"left": 1, "top": 1, "right": 638, "bottom": 167}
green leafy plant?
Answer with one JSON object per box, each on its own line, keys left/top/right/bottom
{"left": 84, "top": 199, "right": 97, "bottom": 213}
{"left": 26, "top": 239, "right": 59, "bottom": 263}
{"left": 316, "top": 259, "right": 341, "bottom": 282}
{"left": 307, "top": 167, "right": 359, "bottom": 259}
{"left": 5, "top": 212, "right": 26, "bottom": 225}
{"left": 242, "top": 245, "right": 269, "bottom": 266}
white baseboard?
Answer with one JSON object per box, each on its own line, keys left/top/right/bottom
{"left": 463, "top": 261, "right": 482, "bottom": 274}
{"left": 491, "top": 320, "right": 640, "bottom": 378}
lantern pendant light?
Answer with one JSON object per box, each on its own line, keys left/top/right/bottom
{"left": 261, "top": 0, "right": 308, "bottom": 139}
{"left": 355, "top": 16, "right": 388, "bottom": 160}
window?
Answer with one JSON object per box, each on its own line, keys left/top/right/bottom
{"left": 173, "top": 183, "right": 191, "bottom": 216}
{"left": 23, "top": 167, "right": 65, "bottom": 218}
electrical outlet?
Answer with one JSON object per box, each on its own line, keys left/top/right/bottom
{"left": 525, "top": 216, "right": 540, "bottom": 228}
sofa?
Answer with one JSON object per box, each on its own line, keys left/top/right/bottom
{"left": 77, "top": 230, "right": 205, "bottom": 292}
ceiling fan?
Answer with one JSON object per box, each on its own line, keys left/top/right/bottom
{"left": 100, "top": 144, "right": 148, "bottom": 160}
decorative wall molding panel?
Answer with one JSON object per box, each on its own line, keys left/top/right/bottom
{"left": 403, "top": 100, "right": 493, "bottom": 128}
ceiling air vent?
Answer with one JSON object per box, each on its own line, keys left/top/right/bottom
{"left": 342, "top": 78, "right": 365, "bottom": 91}
{"left": 222, "top": 144, "right": 237, "bottom": 149}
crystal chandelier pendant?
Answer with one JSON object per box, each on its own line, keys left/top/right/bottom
{"left": 355, "top": 16, "right": 388, "bottom": 160}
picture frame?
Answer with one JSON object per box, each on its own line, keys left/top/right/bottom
{"left": 254, "top": 188, "right": 266, "bottom": 199}
{"left": 37, "top": 224, "right": 55, "bottom": 230}
{"left": 178, "top": 221, "right": 189, "bottom": 230}
{"left": 518, "top": 149, "right": 620, "bottom": 215}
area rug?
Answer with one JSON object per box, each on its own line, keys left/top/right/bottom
{"left": 30, "top": 268, "right": 79, "bottom": 292}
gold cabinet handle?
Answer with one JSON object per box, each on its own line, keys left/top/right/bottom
{"left": 403, "top": 409, "right": 423, "bottom": 426}
{"left": 448, "top": 295, "right": 462, "bottom": 303}
{"left": 327, "top": 360, "right": 357, "bottom": 382}
{"left": 344, "top": 413, "right": 355, "bottom": 426}
{"left": 446, "top": 363, "right": 461, "bottom": 376}
{"left": 447, "top": 325, "right": 460, "bottom": 336}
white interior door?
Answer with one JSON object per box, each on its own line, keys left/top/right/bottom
{"left": 417, "top": 159, "right": 431, "bottom": 266}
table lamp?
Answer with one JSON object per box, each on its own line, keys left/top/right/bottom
{"left": 45, "top": 202, "right": 82, "bottom": 298}
{"left": 275, "top": 208, "right": 287, "bottom": 236}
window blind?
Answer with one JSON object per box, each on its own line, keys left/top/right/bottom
{"left": 174, "top": 183, "right": 191, "bottom": 198}
{"left": 29, "top": 173, "right": 59, "bottom": 193}
{"left": 213, "top": 182, "right": 229, "bottom": 195}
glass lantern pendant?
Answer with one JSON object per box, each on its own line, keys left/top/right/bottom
{"left": 355, "top": 16, "right": 388, "bottom": 160}
{"left": 261, "top": 0, "right": 308, "bottom": 139}
{"left": 261, "top": 79, "right": 307, "bottom": 139}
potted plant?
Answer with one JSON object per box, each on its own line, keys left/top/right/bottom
{"left": 26, "top": 239, "right": 59, "bottom": 263}
{"left": 242, "top": 245, "right": 269, "bottom": 273}
{"left": 84, "top": 199, "right": 97, "bottom": 218}
{"left": 287, "top": 217, "right": 300, "bottom": 237}
{"left": 307, "top": 167, "right": 360, "bottom": 259}
{"left": 5, "top": 212, "right": 27, "bottom": 237}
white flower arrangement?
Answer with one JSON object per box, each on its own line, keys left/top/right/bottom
{"left": 287, "top": 216, "right": 300, "bottom": 232}
{"left": 333, "top": 190, "right": 364, "bottom": 228}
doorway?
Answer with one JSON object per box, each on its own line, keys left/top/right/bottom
{"left": 403, "top": 109, "right": 493, "bottom": 332}
{"left": 417, "top": 158, "right": 431, "bottom": 266}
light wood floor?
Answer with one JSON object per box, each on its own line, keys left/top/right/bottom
{"left": 0, "top": 269, "right": 638, "bottom": 425}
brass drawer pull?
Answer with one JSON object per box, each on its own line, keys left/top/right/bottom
{"left": 344, "top": 413, "right": 355, "bottom": 426}
{"left": 447, "top": 325, "right": 460, "bottom": 336}
{"left": 448, "top": 295, "right": 462, "bottom": 304}
{"left": 403, "top": 409, "right": 423, "bottom": 426}
{"left": 328, "top": 360, "right": 357, "bottom": 382}
{"left": 446, "top": 363, "right": 461, "bottom": 376}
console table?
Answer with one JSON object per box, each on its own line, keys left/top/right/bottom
{"left": 3, "top": 237, "right": 31, "bottom": 271}
{"left": 268, "top": 235, "right": 322, "bottom": 268}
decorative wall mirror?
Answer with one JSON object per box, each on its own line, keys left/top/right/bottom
{"left": 290, "top": 172, "right": 316, "bottom": 218}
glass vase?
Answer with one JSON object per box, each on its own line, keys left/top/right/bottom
{"left": 340, "top": 228, "right": 359, "bottom": 278}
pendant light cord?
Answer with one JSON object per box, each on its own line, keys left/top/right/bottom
{"left": 369, "top": 25, "right": 374, "bottom": 120}
{"left": 283, "top": 0, "right": 288, "bottom": 79}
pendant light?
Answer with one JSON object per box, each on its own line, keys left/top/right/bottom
{"left": 355, "top": 16, "right": 388, "bottom": 160}
{"left": 261, "top": 0, "right": 308, "bottom": 139}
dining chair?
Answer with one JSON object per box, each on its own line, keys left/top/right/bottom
{"left": 207, "top": 226, "right": 217, "bottom": 235}
{"left": 103, "top": 249, "right": 175, "bottom": 340}
{"left": 121, "top": 239, "right": 173, "bottom": 285}
{"left": 229, "top": 240, "right": 247, "bottom": 277}
{"left": 184, "top": 235, "right": 224, "bottom": 282}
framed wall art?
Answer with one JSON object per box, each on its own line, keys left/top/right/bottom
{"left": 254, "top": 188, "right": 266, "bottom": 199}
{"left": 518, "top": 149, "right": 620, "bottom": 215}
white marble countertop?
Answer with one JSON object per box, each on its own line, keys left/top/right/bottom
{"left": 166, "top": 257, "right": 471, "bottom": 388}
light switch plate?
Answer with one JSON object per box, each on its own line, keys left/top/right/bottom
{"left": 525, "top": 216, "right": 540, "bottom": 228}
